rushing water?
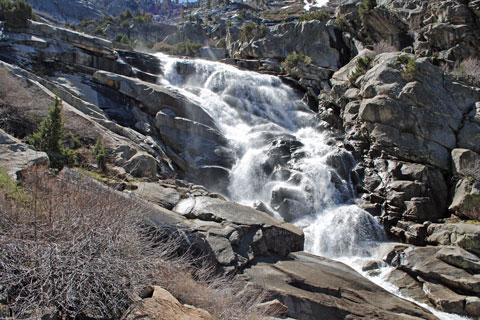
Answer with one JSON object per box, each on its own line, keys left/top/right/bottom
{"left": 155, "top": 53, "right": 385, "bottom": 257}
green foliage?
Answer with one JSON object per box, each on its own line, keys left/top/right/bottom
{"left": 299, "top": 10, "right": 331, "bottom": 22}
{"left": 0, "top": 0, "right": 33, "bottom": 27}
{"left": 282, "top": 53, "right": 312, "bottom": 70}
{"left": 120, "top": 20, "right": 130, "bottom": 28}
{"left": 133, "top": 10, "right": 152, "bottom": 23}
{"left": 118, "top": 8, "right": 133, "bottom": 21}
{"left": 94, "top": 25, "right": 105, "bottom": 35}
{"left": 348, "top": 55, "right": 373, "bottom": 85}
{"left": 173, "top": 39, "right": 202, "bottom": 56}
{"left": 397, "top": 55, "right": 417, "bottom": 75}
{"left": 239, "top": 21, "right": 267, "bottom": 42}
{"left": 94, "top": 139, "right": 106, "bottom": 172}
{"left": 0, "top": 167, "right": 30, "bottom": 204}
{"left": 359, "top": 0, "right": 377, "bottom": 20}
{"left": 153, "top": 40, "right": 201, "bottom": 57}
{"left": 27, "top": 96, "right": 76, "bottom": 170}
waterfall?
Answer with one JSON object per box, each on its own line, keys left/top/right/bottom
{"left": 155, "top": 53, "right": 386, "bottom": 258}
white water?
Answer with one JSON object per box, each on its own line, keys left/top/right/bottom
{"left": 156, "top": 53, "right": 385, "bottom": 257}
{"left": 153, "top": 53, "right": 470, "bottom": 319}
{"left": 303, "top": 0, "right": 328, "bottom": 11}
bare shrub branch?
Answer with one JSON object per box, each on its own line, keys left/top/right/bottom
{"left": 0, "top": 168, "right": 268, "bottom": 319}
{"left": 372, "top": 40, "right": 397, "bottom": 55}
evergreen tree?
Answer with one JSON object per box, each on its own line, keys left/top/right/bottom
{"left": 94, "top": 138, "right": 106, "bottom": 172}
{"left": 28, "top": 96, "right": 76, "bottom": 170}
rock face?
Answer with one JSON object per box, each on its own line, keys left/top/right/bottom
{"left": 0, "top": 129, "right": 49, "bottom": 179}
{"left": 227, "top": 21, "right": 350, "bottom": 69}
{"left": 244, "top": 251, "right": 436, "bottom": 320}
{"left": 326, "top": 50, "right": 480, "bottom": 238}
{"left": 27, "top": 0, "right": 105, "bottom": 24}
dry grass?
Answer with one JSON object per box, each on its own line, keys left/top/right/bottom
{"left": 0, "top": 167, "right": 270, "bottom": 319}
{"left": 0, "top": 67, "right": 38, "bottom": 138}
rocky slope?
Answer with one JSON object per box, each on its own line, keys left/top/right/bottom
{"left": 1, "top": 0, "right": 480, "bottom": 319}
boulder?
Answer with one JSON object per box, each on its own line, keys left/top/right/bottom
{"left": 173, "top": 196, "right": 304, "bottom": 271}
{"left": 122, "top": 286, "right": 213, "bottom": 320}
{"left": 451, "top": 148, "right": 480, "bottom": 177}
{"left": 428, "top": 223, "right": 480, "bottom": 255}
{"left": 133, "top": 182, "right": 181, "bottom": 210}
{"left": 244, "top": 251, "right": 436, "bottom": 320}
{"left": 0, "top": 129, "right": 49, "bottom": 179}
{"left": 435, "top": 246, "right": 480, "bottom": 272}
{"left": 449, "top": 178, "right": 480, "bottom": 220}
{"left": 399, "top": 246, "right": 480, "bottom": 295}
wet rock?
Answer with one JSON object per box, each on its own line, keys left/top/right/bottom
{"left": 245, "top": 251, "right": 436, "bottom": 320}
{"left": 384, "top": 268, "right": 432, "bottom": 306}
{"left": 173, "top": 196, "right": 304, "bottom": 270}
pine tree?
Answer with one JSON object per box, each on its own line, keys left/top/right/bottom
{"left": 28, "top": 96, "right": 76, "bottom": 170}
{"left": 94, "top": 138, "right": 106, "bottom": 172}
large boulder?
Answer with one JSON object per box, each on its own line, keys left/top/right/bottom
{"left": 391, "top": 245, "right": 480, "bottom": 317}
{"left": 0, "top": 129, "right": 49, "bottom": 179}
{"left": 122, "top": 286, "right": 213, "bottom": 320}
{"left": 427, "top": 223, "right": 480, "bottom": 256}
{"left": 174, "top": 196, "right": 304, "bottom": 272}
{"left": 244, "top": 251, "right": 436, "bottom": 319}
{"left": 449, "top": 178, "right": 480, "bottom": 220}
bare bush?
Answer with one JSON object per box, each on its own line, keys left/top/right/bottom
{"left": 0, "top": 68, "right": 38, "bottom": 137}
{"left": 372, "top": 40, "right": 397, "bottom": 54}
{"left": 454, "top": 57, "right": 480, "bottom": 84}
{"left": 159, "top": 265, "right": 269, "bottom": 319}
{"left": 0, "top": 168, "right": 268, "bottom": 319}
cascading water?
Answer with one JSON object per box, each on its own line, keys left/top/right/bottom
{"left": 155, "top": 53, "right": 385, "bottom": 258}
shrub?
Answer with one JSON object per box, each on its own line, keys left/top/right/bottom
{"left": 372, "top": 40, "right": 397, "bottom": 54}
{"left": 0, "top": 167, "right": 269, "bottom": 319}
{"left": 173, "top": 40, "right": 202, "bottom": 56}
{"left": 119, "top": 8, "right": 133, "bottom": 21}
{"left": 239, "top": 21, "right": 267, "bottom": 42}
{"left": 397, "top": 55, "right": 417, "bottom": 76}
{"left": 349, "top": 55, "right": 373, "bottom": 85}
{"left": 453, "top": 57, "right": 480, "bottom": 84}
{"left": 94, "top": 138, "right": 106, "bottom": 171}
{"left": 133, "top": 10, "right": 152, "bottom": 23}
{"left": 93, "top": 24, "right": 105, "bottom": 35}
{"left": 282, "top": 53, "right": 312, "bottom": 69}
{"left": 299, "top": 10, "right": 331, "bottom": 22}
{"left": 27, "top": 96, "right": 77, "bottom": 170}
{"left": 358, "top": 0, "right": 377, "bottom": 20}
{"left": 0, "top": 0, "right": 33, "bottom": 27}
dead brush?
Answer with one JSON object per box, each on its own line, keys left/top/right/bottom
{"left": 0, "top": 167, "right": 270, "bottom": 319}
